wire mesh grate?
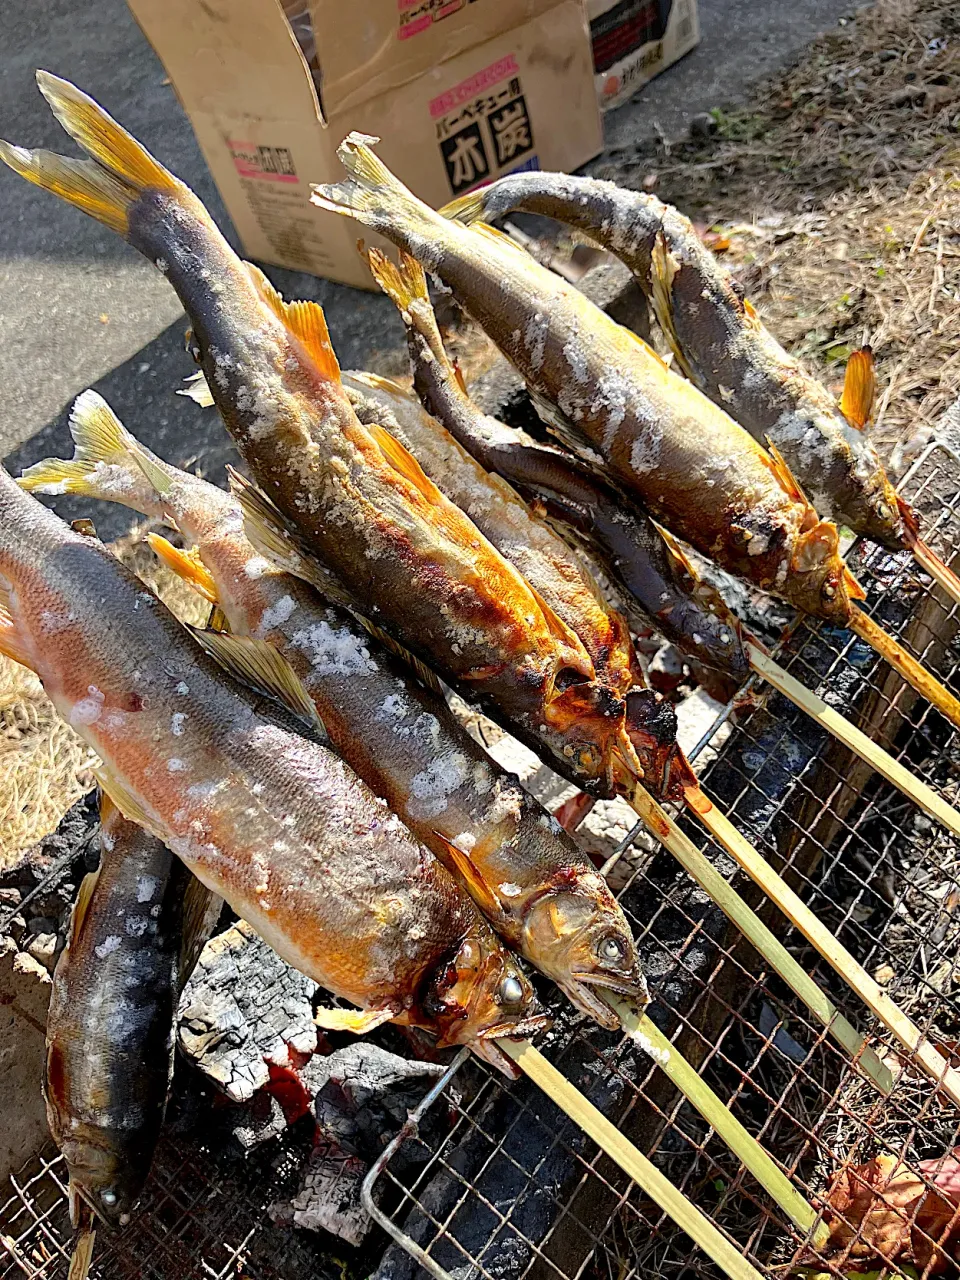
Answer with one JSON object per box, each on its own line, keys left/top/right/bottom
{"left": 4, "top": 443, "right": 960, "bottom": 1280}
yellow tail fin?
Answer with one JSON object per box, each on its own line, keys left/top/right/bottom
{"left": 310, "top": 132, "right": 445, "bottom": 243}
{"left": 839, "top": 347, "right": 876, "bottom": 431}
{"left": 0, "top": 73, "right": 181, "bottom": 236}
{"left": 18, "top": 390, "right": 162, "bottom": 515}
{"left": 364, "top": 246, "right": 449, "bottom": 367}
{"left": 438, "top": 189, "right": 488, "bottom": 225}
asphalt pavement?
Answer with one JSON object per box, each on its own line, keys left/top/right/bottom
{"left": 1, "top": 0, "right": 854, "bottom": 540}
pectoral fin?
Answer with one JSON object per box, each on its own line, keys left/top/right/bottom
{"left": 177, "top": 371, "right": 215, "bottom": 408}
{"left": 431, "top": 832, "right": 502, "bottom": 919}
{"left": 69, "top": 868, "right": 101, "bottom": 950}
{"left": 314, "top": 1005, "right": 396, "bottom": 1034}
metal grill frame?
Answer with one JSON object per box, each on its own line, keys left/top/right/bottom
{"left": 5, "top": 443, "right": 960, "bottom": 1280}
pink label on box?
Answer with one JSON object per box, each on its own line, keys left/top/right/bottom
{"left": 398, "top": 13, "right": 432, "bottom": 37}
{"left": 228, "top": 140, "right": 299, "bottom": 184}
{"left": 429, "top": 55, "right": 519, "bottom": 117}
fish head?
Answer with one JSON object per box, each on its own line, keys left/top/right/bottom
{"left": 62, "top": 1133, "right": 145, "bottom": 1228}
{"left": 521, "top": 874, "right": 647, "bottom": 1028}
{"left": 622, "top": 689, "right": 697, "bottom": 801}
{"left": 421, "top": 927, "right": 550, "bottom": 1078}
{"left": 545, "top": 673, "right": 627, "bottom": 787}
{"left": 789, "top": 519, "right": 859, "bottom": 622}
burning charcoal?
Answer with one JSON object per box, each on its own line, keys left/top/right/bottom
{"left": 309, "top": 1043, "right": 446, "bottom": 1171}
{"left": 229, "top": 1091, "right": 290, "bottom": 1151}
{"left": 270, "top": 1138, "right": 370, "bottom": 1245}
{"left": 177, "top": 919, "right": 319, "bottom": 1102}
{"left": 271, "top": 1044, "right": 447, "bottom": 1245}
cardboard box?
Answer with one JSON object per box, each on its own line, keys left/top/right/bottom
{"left": 127, "top": 0, "right": 603, "bottom": 289}
{"left": 588, "top": 0, "right": 700, "bottom": 111}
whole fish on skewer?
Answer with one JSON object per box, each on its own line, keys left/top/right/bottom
{"left": 0, "top": 465, "right": 547, "bottom": 1074}
{"left": 355, "top": 246, "right": 751, "bottom": 690}
{"left": 0, "top": 73, "right": 648, "bottom": 797}
{"left": 441, "top": 172, "right": 960, "bottom": 603}
{"left": 308, "top": 135, "right": 960, "bottom": 730}
{"left": 22, "top": 391, "right": 646, "bottom": 1027}
{"left": 45, "top": 796, "right": 217, "bottom": 1278}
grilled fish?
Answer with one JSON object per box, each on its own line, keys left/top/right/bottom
{"left": 0, "top": 73, "right": 641, "bottom": 794}
{"left": 0, "top": 465, "right": 545, "bottom": 1075}
{"left": 22, "top": 391, "right": 646, "bottom": 1027}
{"left": 45, "top": 795, "right": 215, "bottom": 1272}
{"left": 356, "top": 247, "right": 750, "bottom": 688}
{"left": 441, "top": 172, "right": 908, "bottom": 549}
{"left": 309, "top": 136, "right": 863, "bottom": 626}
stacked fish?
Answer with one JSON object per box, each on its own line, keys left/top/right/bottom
{"left": 3, "top": 71, "right": 960, "bottom": 1277}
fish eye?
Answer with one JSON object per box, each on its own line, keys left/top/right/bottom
{"left": 100, "top": 1188, "right": 118, "bottom": 1208}
{"left": 497, "top": 975, "right": 525, "bottom": 1009}
{"left": 598, "top": 935, "right": 625, "bottom": 963}
{"left": 877, "top": 503, "right": 892, "bottom": 521}
{"left": 822, "top": 582, "right": 836, "bottom": 600}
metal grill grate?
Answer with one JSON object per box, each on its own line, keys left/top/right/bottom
{"left": 4, "top": 443, "right": 960, "bottom": 1280}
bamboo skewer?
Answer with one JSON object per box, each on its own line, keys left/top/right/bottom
{"left": 849, "top": 606, "right": 960, "bottom": 730}
{"left": 617, "top": 772, "right": 893, "bottom": 1093}
{"left": 911, "top": 537, "right": 960, "bottom": 614}
{"left": 747, "top": 644, "right": 960, "bottom": 842}
{"left": 604, "top": 994, "right": 830, "bottom": 1246}
{"left": 501, "top": 1038, "right": 780, "bottom": 1280}
{"left": 677, "top": 782, "right": 960, "bottom": 1108}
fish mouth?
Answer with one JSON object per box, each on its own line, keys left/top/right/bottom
{"left": 557, "top": 971, "right": 650, "bottom": 1029}
{"left": 475, "top": 1012, "right": 553, "bottom": 1079}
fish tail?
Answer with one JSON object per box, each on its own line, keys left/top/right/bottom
{"left": 311, "top": 133, "right": 447, "bottom": 242}
{"left": 19, "top": 390, "right": 169, "bottom": 518}
{"left": 365, "top": 246, "right": 449, "bottom": 365}
{"left": 0, "top": 72, "right": 182, "bottom": 237}
{"left": 438, "top": 188, "right": 488, "bottom": 225}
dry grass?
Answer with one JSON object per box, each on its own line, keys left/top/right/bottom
{"left": 588, "top": 0, "right": 960, "bottom": 463}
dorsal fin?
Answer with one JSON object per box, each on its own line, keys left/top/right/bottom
{"left": 245, "top": 261, "right": 340, "bottom": 379}
{"left": 229, "top": 467, "right": 357, "bottom": 608}
{"left": 839, "top": 347, "right": 876, "bottom": 430}
{"left": 366, "top": 420, "right": 445, "bottom": 504}
{"left": 192, "top": 628, "right": 326, "bottom": 736}
{"left": 649, "top": 231, "right": 694, "bottom": 379}
{"left": 347, "top": 369, "right": 411, "bottom": 398}
{"left": 147, "top": 534, "right": 220, "bottom": 604}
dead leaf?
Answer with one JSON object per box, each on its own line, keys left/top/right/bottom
{"left": 804, "top": 1152, "right": 960, "bottom": 1274}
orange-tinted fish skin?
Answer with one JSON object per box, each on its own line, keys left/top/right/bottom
{"left": 23, "top": 400, "right": 646, "bottom": 1027}
{"left": 444, "top": 172, "right": 905, "bottom": 550}
{"left": 44, "top": 803, "right": 187, "bottom": 1228}
{"left": 0, "top": 466, "right": 542, "bottom": 1073}
{"left": 0, "top": 75, "right": 612, "bottom": 790}
{"left": 311, "top": 139, "right": 857, "bottom": 628}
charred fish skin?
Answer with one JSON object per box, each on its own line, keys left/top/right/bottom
{"left": 352, "top": 249, "right": 750, "bottom": 686}
{"left": 22, "top": 392, "right": 647, "bottom": 1028}
{"left": 443, "top": 172, "right": 905, "bottom": 550}
{"left": 310, "top": 138, "right": 857, "bottom": 627}
{"left": 44, "top": 803, "right": 187, "bottom": 1227}
{"left": 0, "top": 468, "right": 544, "bottom": 1071}
{"left": 0, "top": 73, "right": 614, "bottom": 791}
